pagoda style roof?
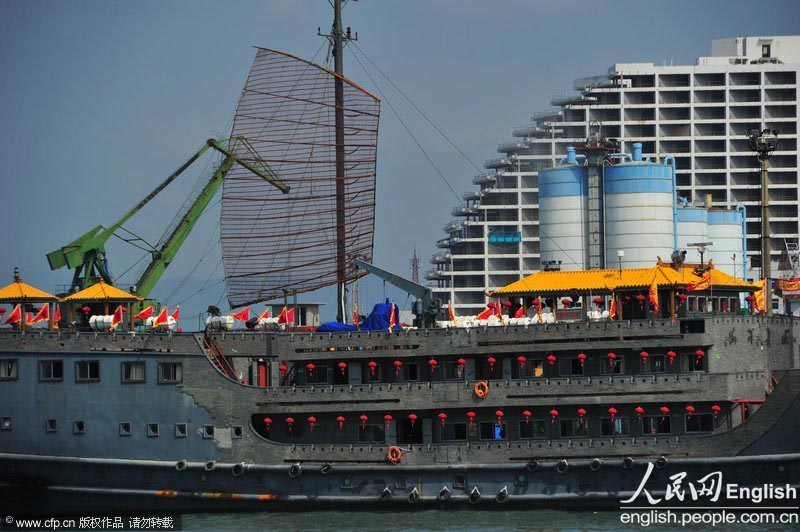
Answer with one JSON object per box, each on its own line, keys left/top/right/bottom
{"left": 0, "top": 279, "right": 58, "bottom": 303}
{"left": 494, "top": 262, "right": 754, "bottom": 296}
{"left": 62, "top": 279, "right": 141, "bottom": 302}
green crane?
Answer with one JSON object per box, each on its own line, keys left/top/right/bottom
{"left": 46, "top": 137, "right": 289, "bottom": 298}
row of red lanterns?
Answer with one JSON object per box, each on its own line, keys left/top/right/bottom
{"left": 262, "top": 404, "right": 722, "bottom": 433}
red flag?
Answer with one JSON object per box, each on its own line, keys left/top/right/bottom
{"left": 388, "top": 304, "right": 396, "bottom": 332}
{"left": 687, "top": 272, "right": 711, "bottom": 292}
{"left": 231, "top": 307, "right": 251, "bottom": 322}
{"left": 649, "top": 278, "right": 659, "bottom": 313}
{"left": 475, "top": 307, "right": 492, "bottom": 320}
{"left": 170, "top": 305, "right": 180, "bottom": 322}
{"left": 609, "top": 294, "right": 617, "bottom": 320}
{"left": 153, "top": 307, "right": 168, "bottom": 327}
{"left": 353, "top": 304, "right": 360, "bottom": 330}
{"left": 448, "top": 301, "right": 457, "bottom": 325}
{"left": 111, "top": 305, "right": 124, "bottom": 329}
{"left": 3, "top": 304, "right": 21, "bottom": 325}
{"left": 28, "top": 304, "right": 49, "bottom": 325}
{"left": 753, "top": 279, "right": 767, "bottom": 313}
{"left": 256, "top": 307, "right": 270, "bottom": 321}
{"left": 514, "top": 305, "right": 525, "bottom": 319}
{"left": 287, "top": 308, "right": 295, "bottom": 324}
{"left": 134, "top": 305, "right": 154, "bottom": 320}
{"left": 776, "top": 277, "right": 800, "bottom": 292}
{"left": 53, "top": 305, "right": 61, "bottom": 328}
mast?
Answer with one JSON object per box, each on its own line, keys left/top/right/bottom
{"left": 333, "top": 0, "right": 348, "bottom": 323}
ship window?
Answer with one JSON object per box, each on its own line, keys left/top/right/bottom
{"left": 308, "top": 365, "right": 329, "bottom": 384}
{"left": 730, "top": 298, "right": 740, "bottom": 313}
{"left": 518, "top": 359, "right": 543, "bottom": 378}
{"left": 762, "top": 44, "right": 771, "bottom": 58}
{"left": 440, "top": 422, "right": 468, "bottom": 441}
{"left": 686, "top": 355, "right": 706, "bottom": 372}
{"left": 479, "top": 422, "right": 506, "bottom": 440}
{"left": 175, "top": 423, "right": 187, "bottom": 438}
{"left": 686, "top": 413, "right": 713, "bottom": 433}
{"left": 73, "top": 420, "right": 86, "bottom": 434}
{"left": 39, "top": 360, "right": 63, "bottom": 381}
{"left": 559, "top": 419, "right": 589, "bottom": 438}
{"left": 46, "top": 419, "right": 58, "bottom": 433}
{"left": 1, "top": 417, "right": 11, "bottom": 430}
{"left": 641, "top": 355, "right": 665, "bottom": 373}
{"left": 403, "top": 363, "right": 419, "bottom": 381}
{"left": 0, "top": 359, "right": 18, "bottom": 380}
{"left": 600, "top": 417, "right": 629, "bottom": 436}
{"left": 441, "top": 362, "right": 462, "bottom": 380}
{"left": 119, "top": 422, "right": 131, "bottom": 436}
{"left": 642, "top": 415, "right": 671, "bottom": 435}
{"left": 231, "top": 425, "right": 243, "bottom": 439}
{"left": 688, "top": 297, "right": 698, "bottom": 312}
{"left": 147, "top": 423, "right": 159, "bottom": 437}
{"left": 121, "top": 361, "right": 146, "bottom": 383}
{"left": 519, "top": 420, "right": 547, "bottom": 439}
{"left": 75, "top": 361, "right": 100, "bottom": 382}
{"left": 559, "top": 358, "right": 584, "bottom": 377}
{"left": 202, "top": 425, "right": 215, "bottom": 439}
{"left": 158, "top": 362, "right": 183, "bottom": 384}
{"left": 601, "top": 358, "right": 623, "bottom": 375}
{"left": 358, "top": 424, "right": 385, "bottom": 443}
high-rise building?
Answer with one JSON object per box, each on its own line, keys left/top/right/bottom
{"left": 428, "top": 36, "right": 800, "bottom": 313}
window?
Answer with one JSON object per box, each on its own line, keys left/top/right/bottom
{"left": 517, "top": 359, "right": 543, "bottom": 378}
{"left": 519, "top": 420, "right": 547, "bottom": 439}
{"left": 73, "top": 420, "right": 86, "bottom": 434}
{"left": 403, "top": 363, "right": 419, "bottom": 381}
{"left": 147, "top": 423, "right": 159, "bottom": 437}
{"left": 642, "top": 355, "right": 665, "bottom": 374}
{"left": 686, "top": 355, "right": 706, "bottom": 372}
{"left": 46, "top": 419, "right": 58, "bottom": 433}
{"left": 119, "top": 422, "right": 131, "bottom": 436}
{"left": 158, "top": 362, "right": 183, "bottom": 383}
{"left": 441, "top": 362, "right": 462, "bottom": 380}
{"left": 600, "top": 417, "right": 629, "bottom": 436}
{"left": 688, "top": 297, "right": 698, "bottom": 312}
{"left": 479, "top": 421, "right": 506, "bottom": 440}
{"left": 441, "top": 422, "right": 468, "bottom": 441}
{"left": 602, "top": 358, "right": 623, "bottom": 375}
{"left": 39, "top": 360, "right": 63, "bottom": 381}
{"left": 762, "top": 44, "right": 771, "bottom": 58}
{"left": 308, "top": 365, "right": 329, "bottom": 384}
{"left": 0, "top": 359, "right": 18, "bottom": 380}
{"left": 75, "top": 361, "right": 100, "bottom": 382}
{"left": 231, "top": 426, "right": 243, "bottom": 439}
{"left": 1, "top": 417, "right": 11, "bottom": 430}
{"left": 358, "top": 424, "right": 385, "bottom": 443}
{"left": 642, "top": 415, "right": 671, "bottom": 435}
{"left": 202, "top": 425, "right": 215, "bottom": 439}
{"left": 686, "top": 413, "right": 714, "bottom": 433}
{"left": 175, "top": 423, "right": 187, "bottom": 438}
{"left": 121, "top": 362, "right": 146, "bottom": 383}
{"left": 559, "top": 358, "right": 584, "bottom": 376}
{"left": 559, "top": 419, "right": 589, "bottom": 438}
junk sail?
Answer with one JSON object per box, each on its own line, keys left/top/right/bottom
{"left": 221, "top": 48, "right": 380, "bottom": 307}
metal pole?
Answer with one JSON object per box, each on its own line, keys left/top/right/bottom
{"left": 761, "top": 158, "right": 772, "bottom": 316}
{"left": 333, "top": 0, "right": 347, "bottom": 323}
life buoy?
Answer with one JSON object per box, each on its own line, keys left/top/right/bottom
{"left": 474, "top": 381, "right": 489, "bottom": 398}
{"left": 387, "top": 445, "right": 403, "bottom": 464}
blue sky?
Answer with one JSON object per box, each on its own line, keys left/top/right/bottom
{"left": 1, "top": 0, "right": 798, "bottom": 324}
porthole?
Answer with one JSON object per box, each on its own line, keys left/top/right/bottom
{"left": 119, "top": 422, "right": 131, "bottom": 436}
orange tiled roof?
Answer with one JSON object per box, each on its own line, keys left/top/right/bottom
{"left": 494, "top": 263, "right": 754, "bottom": 296}
{"left": 63, "top": 279, "right": 141, "bottom": 302}
{"left": 0, "top": 280, "right": 58, "bottom": 302}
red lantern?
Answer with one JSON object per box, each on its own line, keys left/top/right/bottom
{"left": 306, "top": 363, "right": 315, "bottom": 377}
{"left": 666, "top": 351, "right": 677, "bottom": 365}
{"left": 635, "top": 406, "right": 645, "bottom": 420}
{"left": 466, "top": 411, "right": 476, "bottom": 424}
{"left": 660, "top": 406, "right": 670, "bottom": 417}
{"left": 695, "top": 349, "right": 705, "bottom": 362}
{"left": 531, "top": 299, "right": 541, "bottom": 308}
{"left": 279, "top": 364, "right": 288, "bottom": 379}
{"left": 457, "top": 358, "right": 466, "bottom": 377}
{"left": 593, "top": 296, "right": 603, "bottom": 306}
{"left": 360, "top": 414, "right": 368, "bottom": 428}
{"left": 517, "top": 355, "right": 527, "bottom": 369}
{"left": 640, "top": 350, "right": 649, "bottom": 362}
{"left": 487, "top": 301, "right": 497, "bottom": 309}
{"left": 608, "top": 407, "right": 618, "bottom": 422}
{"left": 393, "top": 360, "right": 402, "bottom": 377}
{"left": 636, "top": 294, "right": 646, "bottom": 307}
{"left": 408, "top": 413, "right": 417, "bottom": 427}
{"left": 263, "top": 417, "right": 272, "bottom": 431}
{"left": 336, "top": 415, "right": 345, "bottom": 429}
{"left": 561, "top": 298, "right": 571, "bottom": 308}
{"left": 487, "top": 357, "right": 496, "bottom": 371}
{"left": 577, "top": 353, "right": 587, "bottom": 365}
{"left": 368, "top": 360, "right": 378, "bottom": 377}
{"left": 438, "top": 412, "right": 447, "bottom": 427}
{"left": 384, "top": 414, "right": 393, "bottom": 426}
{"left": 711, "top": 405, "right": 721, "bottom": 418}
{"left": 607, "top": 352, "right": 617, "bottom": 369}
{"left": 82, "top": 306, "right": 91, "bottom": 315}
{"left": 685, "top": 405, "right": 695, "bottom": 417}
{"left": 428, "top": 359, "right": 438, "bottom": 374}
{"left": 547, "top": 354, "right": 556, "bottom": 366}
{"left": 177, "top": 327, "right": 183, "bottom": 333}
{"left": 549, "top": 409, "right": 559, "bottom": 423}
{"left": 745, "top": 295, "right": 755, "bottom": 303}
{"left": 338, "top": 362, "right": 347, "bottom": 376}
{"left": 501, "top": 301, "right": 512, "bottom": 308}
{"left": 495, "top": 410, "right": 504, "bottom": 423}
{"left": 286, "top": 417, "right": 294, "bottom": 432}
{"left": 624, "top": 295, "right": 631, "bottom": 302}
{"left": 677, "top": 293, "right": 688, "bottom": 307}
{"left": 577, "top": 408, "right": 586, "bottom": 419}
{"left": 307, "top": 416, "right": 317, "bottom": 432}
{"left": 0, "top": 309, "right": 5, "bottom": 315}
{"left": 522, "top": 410, "right": 532, "bottom": 423}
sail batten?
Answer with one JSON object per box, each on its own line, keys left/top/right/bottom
{"left": 221, "top": 48, "right": 380, "bottom": 307}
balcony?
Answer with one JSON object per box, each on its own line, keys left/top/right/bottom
{"left": 452, "top": 205, "right": 479, "bottom": 217}
{"left": 431, "top": 252, "right": 451, "bottom": 264}
{"left": 485, "top": 157, "right": 514, "bottom": 169}
{"left": 472, "top": 173, "right": 496, "bottom": 185}
{"left": 498, "top": 140, "right": 529, "bottom": 153}
{"left": 425, "top": 270, "right": 448, "bottom": 281}
{"left": 551, "top": 94, "right": 598, "bottom": 106}
{"left": 443, "top": 221, "right": 463, "bottom": 234}
{"left": 513, "top": 124, "right": 539, "bottom": 138}
{"left": 462, "top": 190, "right": 482, "bottom": 201}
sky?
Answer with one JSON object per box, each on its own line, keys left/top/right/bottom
{"left": 1, "top": 0, "right": 798, "bottom": 326}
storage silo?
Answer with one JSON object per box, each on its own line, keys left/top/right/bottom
{"left": 539, "top": 147, "right": 589, "bottom": 270}
{"left": 603, "top": 144, "right": 676, "bottom": 268}
{"left": 676, "top": 205, "right": 708, "bottom": 265}
{"left": 707, "top": 208, "right": 746, "bottom": 278}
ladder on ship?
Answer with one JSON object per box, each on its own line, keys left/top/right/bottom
{"left": 201, "top": 334, "right": 238, "bottom": 380}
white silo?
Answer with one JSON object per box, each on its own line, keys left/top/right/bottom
{"left": 707, "top": 207, "right": 746, "bottom": 279}
{"left": 676, "top": 204, "right": 708, "bottom": 265}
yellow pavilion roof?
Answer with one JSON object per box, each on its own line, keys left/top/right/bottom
{"left": 63, "top": 279, "right": 141, "bottom": 302}
{"left": 494, "top": 262, "right": 754, "bottom": 296}
{"left": 0, "top": 279, "right": 58, "bottom": 303}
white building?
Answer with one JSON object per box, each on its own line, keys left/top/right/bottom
{"left": 429, "top": 36, "right": 800, "bottom": 313}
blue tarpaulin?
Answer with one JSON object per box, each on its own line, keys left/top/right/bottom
{"left": 317, "top": 299, "right": 402, "bottom": 332}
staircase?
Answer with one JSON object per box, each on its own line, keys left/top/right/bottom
{"left": 202, "top": 334, "right": 238, "bottom": 380}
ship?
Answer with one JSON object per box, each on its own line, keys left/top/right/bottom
{"left": 1, "top": 1, "right": 799, "bottom": 516}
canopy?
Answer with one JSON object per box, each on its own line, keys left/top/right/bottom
{"left": 494, "top": 263, "right": 754, "bottom": 297}
{"left": 62, "top": 279, "right": 141, "bottom": 302}
{"left": 317, "top": 300, "right": 401, "bottom": 333}
{"left": 0, "top": 279, "right": 58, "bottom": 303}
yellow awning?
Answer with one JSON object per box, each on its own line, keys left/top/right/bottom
{"left": 63, "top": 279, "right": 141, "bottom": 302}
{"left": 494, "top": 263, "right": 754, "bottom": 296}
{"left": 0, "top": 279, "right": 58, "bottom": 303}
